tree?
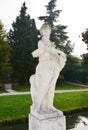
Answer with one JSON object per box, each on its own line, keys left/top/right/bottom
{"left": 62, "top": 55, "right": 81, "bottom": 81}
{"left": 81, "top": 29, "right": 88, "bottom": 83}
{"left": 62, "top": 40, "right": 73, "bottom": 55}
{"left": 62, "top": 55, "right": 88, "bottom": 83}
{"left": 82, "top": 29, "right": 88, "bottom": 50}
{"left": 39, "top": 0, "right": 61, "bottom": 28}
{"left": 38, "top": 0, "right": 73, "bottom": 54}
{"left": 0, "top": 21, "right": 11, "bottom": 81}
{"left": 8, "top": 3, "right": 39, "bottom": 84}
{"left": 81, "top": 53, "right": 88, "bottom": 70}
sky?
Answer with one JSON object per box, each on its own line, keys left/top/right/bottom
{"left": 0, "top": 0, "right": 88, "bottom": 58}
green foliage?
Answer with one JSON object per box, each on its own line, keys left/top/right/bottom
{"left": 62, "top": 40, "right": 73, "bottom": 55}
{"left": 62, "top": 55, "right": 88, "bottom": 83}
{"left": 82, "top": 53, "right": 88, "bottom": 70}
{"left": 0, "top": 87, "right": 7, "bottom": 93}
{"left": 38, "top": 0, "right": 73, "bottom": 54}
{"left": 13, "top": 85, "right": 30, "bottom": 92}
{"left": 8, "top": 3, "right": 39, "bottom": 84}
{"left": 0, "top": 21, "right": 11, "bottom": 81}
{"left": 39, "top": 0, "right": 61, "bottom": 27}
{"left": 81, "top": 54, "right": 88, "bottom": 83}
{"left": 77, "top": 69, "right": 88, "bottom": 83}
{"left": 57, "top": 74, "right": 65, "bottom": 84}
{"left": 82, "top": 29, "right": 88, "bottom": 49}
{"left": 50, "top": 24, "right": 67, "bottom": 45}
{"left": 62, "top": 55, "right": 81, "bottom": 81}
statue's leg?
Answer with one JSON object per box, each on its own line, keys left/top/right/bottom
{"left": 30, "top": 75, "right": 37, "bottom": 108}
{"left": 47, "top": 75, "right": 63, "bottom": 115}
{"left": 35, "top": 82, "right": 50, "bottom": 112}
{"left": 47, "top": 69, "right": 59, "bottom": 110}
{"left": 47, "top": 77, "right": 56, "bottom": 110}
{"left": 47, "top": 64, "right": 60, "bottom": 110}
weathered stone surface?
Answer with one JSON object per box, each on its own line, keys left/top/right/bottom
{"left": 29, "top": 113, "right": 66, "bottom": 130}
{"left": 71, "top": 125, "right": 88, "bottom": 130}
{"left": 29, "top": 24, "right": 66, "bottom": 114}
{"left": 29, "top": 24, "right": 66, "bottom": 130}
{"left": 4, "top": 83, "right": 12, "bottom": 90}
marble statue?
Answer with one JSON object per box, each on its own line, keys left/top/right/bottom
{"left": 29, "top": 23, "right": 66, "bottom": 116}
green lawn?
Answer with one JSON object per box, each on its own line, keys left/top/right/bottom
{"left": 54, "top": 91, "right": 88, "bottom": 111}
{"left": 0, "top": 91, "right": 88, "bottom": 122}
{"left": 0, "top": 95, "right": 32, "bottom": 122}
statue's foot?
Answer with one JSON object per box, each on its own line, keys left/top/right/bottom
{"left": 47, "top": 106, "right": 63, "bottom": 116}
{"left": 31, "top": 105, "right": 52, "bottom": 114}
{"left": 39, "top": 109, "right": 53, "bottom": 114}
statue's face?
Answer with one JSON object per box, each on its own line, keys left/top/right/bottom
{"left": 42, "top": 28, "right": 51, "bottom": 37}
{"left": 40, "top": 24, "right": 51, "bottom": 37}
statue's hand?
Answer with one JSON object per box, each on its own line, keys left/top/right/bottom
{"left": 31, "top": 49, "right": 39, "bottom": 57}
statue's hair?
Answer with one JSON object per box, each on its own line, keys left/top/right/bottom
{"left": 40, "top": 23, "right": 51, "bottom": 35}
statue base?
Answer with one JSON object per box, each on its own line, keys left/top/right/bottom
{"left": 29, "top": 110, "right": 66, "bottom": 130}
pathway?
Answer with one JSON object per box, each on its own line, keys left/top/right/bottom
{"left": 55, "top": 88, "right": 88, "bottom": 93}
{"left": 0, "top": 88, "right": 88, "bottom": 96}
{"left": 67, "top": 82, "right": 88, "bottom": 87}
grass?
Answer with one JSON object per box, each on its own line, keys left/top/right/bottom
{"left": 0, "top": 91, "right": 88, "bottom": 122}
{"left": 54, "top": 91, "right": 88, "bottom": 111}
{"left": 0, "top": 95, "right": 32, "bottom": 121}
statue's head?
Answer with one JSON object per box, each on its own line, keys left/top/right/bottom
{"left": 40, "top": 23, "right": 51, "bottom": 37}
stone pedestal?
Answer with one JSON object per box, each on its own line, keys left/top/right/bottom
{"left": 4, "top": 83, "right": 12, "bottom": 91}
{"left": 29, "top": 111, "right": 66, "bottom": 130}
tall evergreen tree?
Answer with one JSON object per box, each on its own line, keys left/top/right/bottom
{"left": 8, "top": 3, "right": 39, "bottom": 84}
{"left": 38, "top": 0, "right": 73, "bottom": 53}
{"left": 39, "top": 0, "right": 61, "bottom": 28}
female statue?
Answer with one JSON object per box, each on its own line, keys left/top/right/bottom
{"left": 30, "top": 24, "right": 66, "bottom": 114}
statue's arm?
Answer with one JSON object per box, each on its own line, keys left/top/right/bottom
{"left": 38, "top": 41, "right": 59, "bottom": 55}
{"left": 31, "top": 49, "right": 44, "bottom": 58}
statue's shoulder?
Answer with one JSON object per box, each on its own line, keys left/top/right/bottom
{"left": 38, "top": 40, "right": 46, "bottom": 49}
